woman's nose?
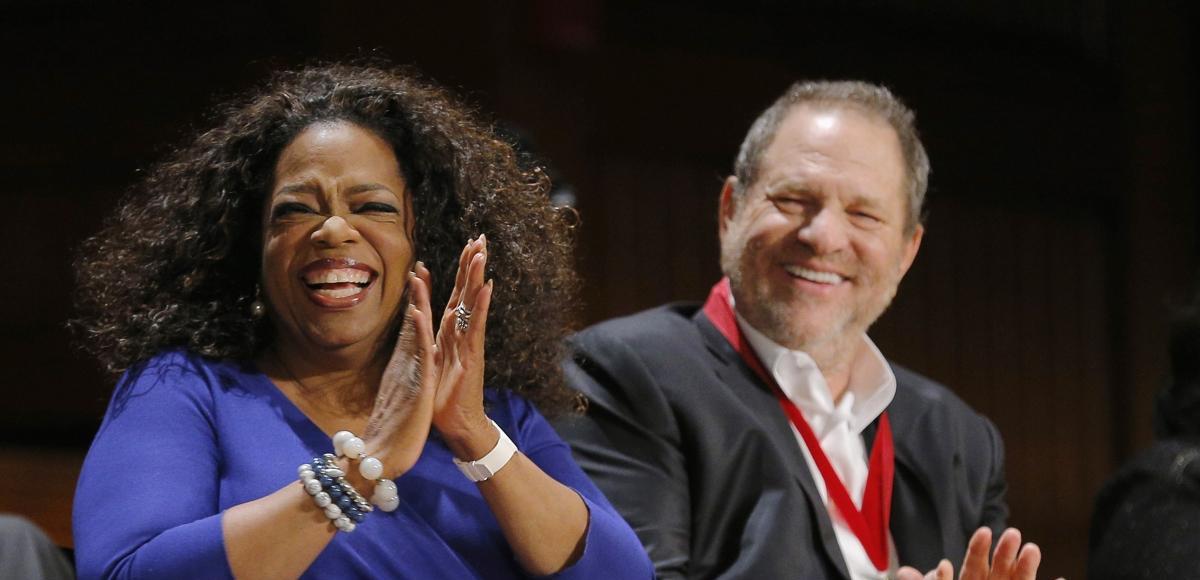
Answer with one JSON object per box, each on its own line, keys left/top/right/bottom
{"left": 310, "top": 215, "right": 359, "bottom": 247}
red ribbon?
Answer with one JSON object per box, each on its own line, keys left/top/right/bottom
{"left": 702, "top": 278, "right": 895, "bottom": 571}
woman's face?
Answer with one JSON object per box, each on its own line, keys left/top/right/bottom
{"left": 262, "top": 121, "right": 414, "bottom": 357}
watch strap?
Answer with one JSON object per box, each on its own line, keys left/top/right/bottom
{"left": 453, "top": 420, "right": 517, "bottom": 482}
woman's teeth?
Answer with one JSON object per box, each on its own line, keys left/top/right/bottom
{"left": 303, "top": 268, "right": 371, "bottom": 285}
{"left": 316, "top": 285, "right": 363, "bottom": 299}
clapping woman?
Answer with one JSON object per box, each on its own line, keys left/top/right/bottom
{"left": 71, "top": 63, "right": 651, "bottom": 579}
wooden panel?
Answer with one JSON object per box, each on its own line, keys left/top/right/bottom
{"left": 872, "top": 197, "right": 1114, "bottom": 578}
{"left": 0, "top": 447, "right": 84, "bottom": 548}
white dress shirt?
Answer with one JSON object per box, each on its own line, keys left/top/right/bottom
{"left": 735, "top": 310, "right": 899, "bottom": 579}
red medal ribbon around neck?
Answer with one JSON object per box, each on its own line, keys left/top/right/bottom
{"left": 702, "top": 278, "right": 895, "bottom": 572}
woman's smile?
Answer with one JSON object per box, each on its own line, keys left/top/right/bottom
{"left": 300, "top": 258, "right": 379, "bottom": 308}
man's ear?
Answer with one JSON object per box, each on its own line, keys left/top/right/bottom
{"left": 898, "top": 223, "right": 924, "bottom": 277}
{"left": 718, "top": 176, "right": 738, "bottom": 239}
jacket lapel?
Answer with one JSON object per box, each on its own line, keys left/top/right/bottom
{"left": 880, "top": 367, "right": 951, "bottom": 570}
{"left": 694, "top": 310, "right": 852, "bottom": 580}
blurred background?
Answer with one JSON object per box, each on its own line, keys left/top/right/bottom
{"left": 1, "top": 1, "right": 1196, "bottom": 576}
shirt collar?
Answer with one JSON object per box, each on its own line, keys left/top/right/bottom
{"left": 731, "top": 297, "right": 896, "bottom": 435}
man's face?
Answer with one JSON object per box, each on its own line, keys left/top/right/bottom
{"left": 719, "top": 104, "right": 923, "bottom": 354}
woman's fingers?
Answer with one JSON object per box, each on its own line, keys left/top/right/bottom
{"left": 470, "top": 279, "right": 492, "bottom": 345}
{"left": 379, "top": 272, "right": 431, "bottom": 403}
{"left": 413, "top": 262, "right": 440, "bottom": 368}
{"left": 430, "top": 238, "right": 491, "bottom": 419}
{"left": 457, "top": 254, "right": 486, "bottom": 327}
{"left": 447, "top": 235, "right": 483, "bottom": 311}
{"left": 446, "top": 236, "right": 472, "bottom": 308}
{"left": 447, "top": 237, "right": 488, "bottom": 358}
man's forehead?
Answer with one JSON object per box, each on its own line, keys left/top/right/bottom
{"left": 772, "top": 103, "right": 899, "bottom": 150}
{"left": 755, "top": 105, "right": 906, "bottom": 193}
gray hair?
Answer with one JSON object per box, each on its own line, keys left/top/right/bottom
{"left": 732, "top": 80, "right": 930, "bottom": 232}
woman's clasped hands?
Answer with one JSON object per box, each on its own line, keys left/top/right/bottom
{"left": 360, "top": 234, "right": 497, "bottom": 480}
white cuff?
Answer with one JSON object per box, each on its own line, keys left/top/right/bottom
{"left": 452, "top": 420, "right": 517, "bottom": 482}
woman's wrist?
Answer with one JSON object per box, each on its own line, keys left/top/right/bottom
{"left": 441, "top": 415, "right": 499, "bottom": 461}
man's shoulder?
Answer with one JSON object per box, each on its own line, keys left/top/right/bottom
{"left": 888, "top": 362, "right": 1000, "bottom": 443}
{"left": 565, "top": 302, "right": 721, "bottom": 410}
{"left": 571, "top": 302, "right": 704, "bottom": 352}
{"left": 890, "top": 363, "right": 971, "bottom": 410}
{"left": 891, "top": 363, "right": 998, "bottom": 426}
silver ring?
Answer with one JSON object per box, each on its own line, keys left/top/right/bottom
{"left": 454, "top": 302, "right": 472, "bottom": 332}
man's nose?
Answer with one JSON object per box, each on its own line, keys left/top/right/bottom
{"left": 796, "top": 208, "right": 849, "bottom": 253}
{"left": 310, "top": 215, "right": 359, "bottom": 247}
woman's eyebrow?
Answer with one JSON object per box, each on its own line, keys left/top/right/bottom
{"left": 274, "top": 182, "right": 320, "bottom": 196}
{"left": 346, "top": 182, "right": 394, "bottom": 195}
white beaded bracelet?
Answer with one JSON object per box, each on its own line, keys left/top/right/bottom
{"left": 298, "top": 455, "right": 373, "bottom": 533}
{"left": 332, "top": 431, "right": 400, "bottom": 512}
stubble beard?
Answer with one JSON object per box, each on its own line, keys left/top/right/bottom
{"left": 720, "top": 225, "right": 828, "bottom": 350}
{"left": 720, "top": 223, "right": 898, "bottom": 362}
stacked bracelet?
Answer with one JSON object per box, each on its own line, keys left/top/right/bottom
{"left": 333, "top": 431, "right": 401, "bottom": 513}
{"left": 298, "top": 454, "right": 374, "bottom": 533}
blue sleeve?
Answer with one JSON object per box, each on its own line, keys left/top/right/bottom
{"left": 500, "top": 393, "right": 654, "bottom": 579}
{"left": 73, "top": 353, "right": 233, "bottom": 580}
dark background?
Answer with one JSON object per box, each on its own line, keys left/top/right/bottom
{"left": 1, "top": 1, "right": 1196, "bottom": 577}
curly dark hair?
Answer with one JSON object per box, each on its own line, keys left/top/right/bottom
{"left": 73, "top": 62, "right": 581, "bottom": 416}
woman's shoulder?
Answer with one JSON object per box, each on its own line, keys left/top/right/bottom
{"left": 109, "top": 349, "right": 257, "bottom": 411}
{"left": 124, "top": 348, "right": 254, "bottom": 379}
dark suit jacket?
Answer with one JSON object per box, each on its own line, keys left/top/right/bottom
{"left": 555, "top": 303, "right": 1008, "bottom": 579}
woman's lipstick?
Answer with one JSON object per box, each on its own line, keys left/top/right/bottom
{"left": 299, "top": 258, "right": 378, "bottom": 308}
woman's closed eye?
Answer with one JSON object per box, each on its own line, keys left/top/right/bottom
{"left": 271, "top": 202, "right": 317, "bottom": 220}
{"left": 355, "top": 202, "right": 399, "bottom": 214}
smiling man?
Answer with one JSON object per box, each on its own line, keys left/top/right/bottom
{"left": 557, "top": 82, "right": 1021, "bottom": 579}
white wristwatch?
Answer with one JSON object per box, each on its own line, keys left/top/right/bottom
{"left": 453, "top": 420, "right": 518, "bottom": 482}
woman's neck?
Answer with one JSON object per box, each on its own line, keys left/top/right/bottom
{"left": 260, "top": 336, "right": 390, "bottom": 421}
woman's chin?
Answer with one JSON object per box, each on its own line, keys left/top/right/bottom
{"left": 283, "top": 326, "right": 389, "bottom": 358}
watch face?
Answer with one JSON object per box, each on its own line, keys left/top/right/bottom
{"left": 455, "top": 460, "right": 492, "bottom": 482}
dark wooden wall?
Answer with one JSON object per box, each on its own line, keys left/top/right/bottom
{"left": 1, "top": 1, "right": 1195, "bottom": 577}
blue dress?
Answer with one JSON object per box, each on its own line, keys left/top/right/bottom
{"left": 73, "top": 350, "right": 652, "bottom": 579}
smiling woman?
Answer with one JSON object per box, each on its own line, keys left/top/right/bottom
{"left": 69, "top": 63, "right": 652, "bottom": 579}
{"left": 263, "top": 122, "right": 415, "bottom": 356}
